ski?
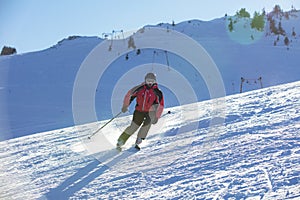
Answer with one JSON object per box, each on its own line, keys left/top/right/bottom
{"left": 116, "top": 145, "right": 141, "bottom": 152}
{"left": 134, "top": 144, "right": 141, "bottom": 150}
{"left": 116, "top": 146, "right": 122, "bottom": 152}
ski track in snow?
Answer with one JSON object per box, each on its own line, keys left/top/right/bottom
{"left": 1, "top": 81, "right": 300, "bottom": 199}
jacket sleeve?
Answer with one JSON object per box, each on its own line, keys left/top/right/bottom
{"left": 123, "top": 84, "right": 142, "bottom": 108}
{"left": 123, "top": 90, "right": 132, "bottom": 108}
{"left": 154, "top": 88, "right": 164, "bottom": 119}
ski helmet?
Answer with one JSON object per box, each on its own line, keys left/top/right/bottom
{"left": 145, "top": 72, "right": 156, "bottom": 82}
{"left": 145, "top": 72, "right": 157, "bottom": 87}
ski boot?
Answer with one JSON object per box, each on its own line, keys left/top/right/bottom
{"left": 134, "top": 138, "right": 143, "bottom": 150}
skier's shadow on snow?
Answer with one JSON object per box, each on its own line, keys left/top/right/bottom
{"left": 45, "top": 148, "right": 137, "bottom": 199}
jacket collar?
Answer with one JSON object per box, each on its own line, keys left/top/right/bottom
{"left": 144, "top": 82, "right": 158, "bottom": 89}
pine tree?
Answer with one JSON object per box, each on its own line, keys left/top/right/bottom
{"left": 236, "top": 8, "right": 250, "bottom": 18}
{"left": 228, "top": 18, "right": 234, "bottom": 32}
{"left": 278, "top": 21, "right": 285, "bottom": 36}
{"left": 251, "top": 11, "right": 265, "bottom": 31}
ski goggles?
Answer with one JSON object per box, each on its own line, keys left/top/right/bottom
{"left": 146, "top": 78, "right": 156, "bottom": 85}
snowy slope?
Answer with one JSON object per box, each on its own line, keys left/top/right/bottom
{"left": 0, "top": 37, "right": 103, "bottom": 140}
{"left": 0, "top": 81, "right": 299, "bottom": 199}
{"left": 1, "top": 11, "right": 300, "bottom": 140}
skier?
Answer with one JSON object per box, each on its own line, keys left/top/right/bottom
{"left": 116, "top": 72, "right": 164, "bottom": 150}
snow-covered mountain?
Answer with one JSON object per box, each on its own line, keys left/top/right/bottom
{"left": 1, "top": 80, "right": 299, "bottom": 199}
{"left": 1, "top": 11, "right": 300, "bottom": 140}
{"left": 0, "top": 36, "right": 103, "bottom": 140}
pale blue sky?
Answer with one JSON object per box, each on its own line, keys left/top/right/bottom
{"left": 1, "top": 0, "right": 299, "bottom": 53}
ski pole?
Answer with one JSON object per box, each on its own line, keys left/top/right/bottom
{"left": 88, "top": 111, "right": 122, "bottom": 139}
{"left": 160, "top": 110, "right": 171, "bottom": 118}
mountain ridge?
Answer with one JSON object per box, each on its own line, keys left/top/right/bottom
{"left": 0, "top": 9, "right": 299, "bottom": 139}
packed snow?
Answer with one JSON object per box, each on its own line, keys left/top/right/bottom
{"left": 0, "top": 81, "right": 300, "bottom": 199}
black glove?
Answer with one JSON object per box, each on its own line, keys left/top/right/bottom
{"left": 122, "top": 106, "right": 128, "bottom": 113}
{"left": 152, "top": 117, "right": 158, "bottom": 124}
